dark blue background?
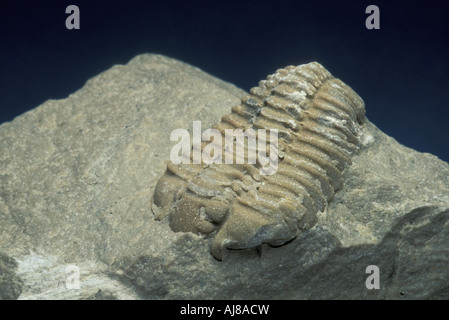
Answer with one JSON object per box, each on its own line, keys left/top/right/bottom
{"left": 1, "top": 0, "right": 448, "bottom": 162}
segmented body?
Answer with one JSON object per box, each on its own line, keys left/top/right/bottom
{"left": 152, "top": 62, "right": 365, "bottom": 260}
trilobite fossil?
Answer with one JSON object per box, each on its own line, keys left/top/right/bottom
{"left": 152, "top": 62, "right": 365, "bottom": 260}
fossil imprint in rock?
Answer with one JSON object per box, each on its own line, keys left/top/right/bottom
{"left": 152, "top": 62, "right": 366, "bottom": 260}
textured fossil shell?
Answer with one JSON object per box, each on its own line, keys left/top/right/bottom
{"left": 152, "top": 62, "right": 365, "bottom": 260}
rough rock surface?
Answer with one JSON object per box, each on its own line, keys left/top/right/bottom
{"left": 0, "top": 54, "right": 448, "bottom": 299}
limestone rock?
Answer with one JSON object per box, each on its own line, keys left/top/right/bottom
{"left": 0, "top": 54, "right": 448, "bottom": 299}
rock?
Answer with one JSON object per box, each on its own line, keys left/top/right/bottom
{"left": 0, "top": 252, "right": 22, "bottom": 300}
{"left": 0, "top": 54, "right": 448, "bottom": 299}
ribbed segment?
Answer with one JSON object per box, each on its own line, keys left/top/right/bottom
{"left": 166, "top": 161, "right": 203, "bottom": 181}
{"left": 221, "top": 113, "right": 249, "bottom": 129}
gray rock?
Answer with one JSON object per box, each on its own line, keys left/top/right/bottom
{"left": 0, "top": 54, "right": 448, "bottom": 299}
{"left": 0, "top": 252, "right": 23, "bottom": 299}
